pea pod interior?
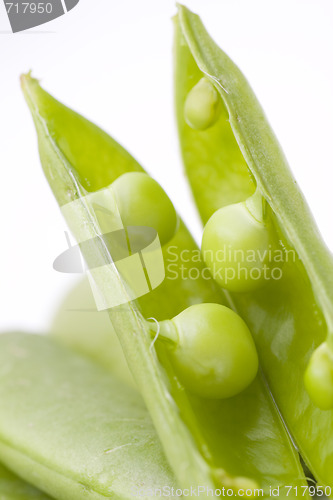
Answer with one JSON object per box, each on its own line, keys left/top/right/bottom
{"left": 174, "top": 4, "right": 333, "bottom": 489}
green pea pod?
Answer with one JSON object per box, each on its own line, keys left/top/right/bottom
{"left": 174, "top": 4, "right": 333, "bottom": 489}
{"left": 0, "top": 461, "right": 52, "bottom": 499}
{"left": 22, "top": 73, "right": 308, "bottom": 496}
{"left": 0, "top": 332, "right": 176, "bottom": 499}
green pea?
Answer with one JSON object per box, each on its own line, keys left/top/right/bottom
{"left": 184, "top": 77, "right": 221, "bottom": 130}
{"left": 112, "top": 172, "right": 178, "bottom": 246}
{"left": 151, "top": 303, "right": 258, "bottom": 399}
{"left": 304, "top": 342, "right": 333, "bottom": 410}
{"left": 201, "top": 192, "right": 274, "bottom": 293}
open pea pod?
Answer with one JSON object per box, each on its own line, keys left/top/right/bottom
{"left": 21, "top": 73, "right": 309, "bottom": 496}
{"left": 175, "top": 4, "right": 333, "bottom": 489}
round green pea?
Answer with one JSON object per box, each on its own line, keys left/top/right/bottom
{"left": 165, "top": 303, "right": 258, "bottom": 399}
{"left": 184, "top": 77, "right": 221, "bottom": 131}
{"left": 112, "top": 172, "right": 178, "bottom": 246}
{"left": 304, "top": 343, "right": 333, "bottom": 410}
{"left": 201, "top": 201, "right": 273, "bottom": 293}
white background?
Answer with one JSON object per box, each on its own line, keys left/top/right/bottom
{"left": 0, "top": 0, "right": 332, "bottom": 333}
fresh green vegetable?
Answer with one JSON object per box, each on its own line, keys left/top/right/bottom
{"left": 149, "top": 303, "right": 259, "bottom": 399}
{"left": 201, "top": 190, "right": 276, "bottom": 292}
{"left": 21, "top": 72, "right": 310, "bottom": 496}
{"left": 0, "top": 333, "right": 176, "bottom": 500}
{"left": 184, "top": 77, "right": 221, "bottom": 130}
{"left": 112, "top": 172, "right": 178, "bottom": 246}
{"left": 175, "top": 3, "right": 333, "bottom": 489}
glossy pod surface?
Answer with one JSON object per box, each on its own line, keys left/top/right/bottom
{"left": 174, "top": 4, "right": 333, "bottom": 490}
